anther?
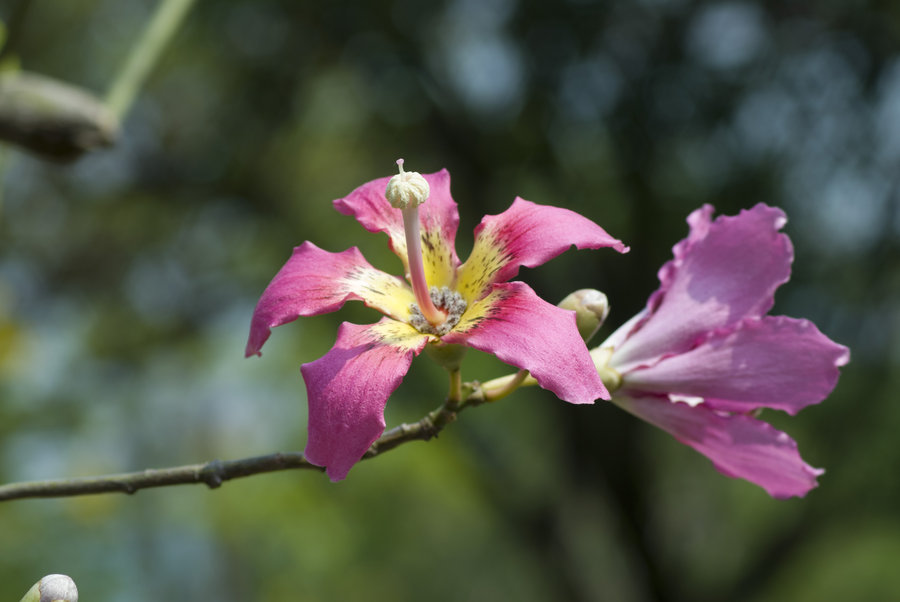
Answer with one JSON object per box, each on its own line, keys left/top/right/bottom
{"left": 409, "top": 287, "right": 468, "bottom": 336}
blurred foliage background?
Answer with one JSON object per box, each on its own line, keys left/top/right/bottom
{"left": 0, "top": 0, "right": 896, "bottom": 600}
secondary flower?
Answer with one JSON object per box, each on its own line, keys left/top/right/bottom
{"left": 592, "top": 204, "right": 848, "bottom": 498}
{"left": 247, "top": 161, "right": 628, "bottom": 480}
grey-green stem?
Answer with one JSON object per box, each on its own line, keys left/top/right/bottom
{"left": 105, "top": 0, "right": 197, "bottom": 121}
{"left": 0, "top": 385, "right": 486, "bottom": 503}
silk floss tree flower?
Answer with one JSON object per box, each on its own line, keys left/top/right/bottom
{"left": 246, "top": 160, "right": 628, "bottom": 480}
{"left": 590, "top": 204, "right": 849, "bottom": 498}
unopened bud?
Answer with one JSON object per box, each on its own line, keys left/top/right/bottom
{"left": 559, "top": 289, "right": 610, "bottom": 343}
{"left": 19, "top": 574, "right": 78, "bottom": 602}
{"left": 0, "top": 71, "right": 118, "bottom": 161}
{"left": 385, "top": 158, "right": 429, "bottom": 209}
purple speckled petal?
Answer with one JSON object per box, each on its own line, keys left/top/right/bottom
{"left": 612, "top": 204, "right": 793, "bottom": 372}
{"left": 333, "top": 169, "right": 460, "bottom": 288}
{"left": 455, "top": 198, "right": 628, "bottom": 304}
{"left": 623, "top": 316, "right": 850, "bottom": 415}
{"left": 302, "top": 319, "right": 430, "bottom": 481}
{"left": 444, "top": 281, "right": 608, "bottom": 403}
{"left": 246, "top": 242, "right": 415, "bottom": 357}
{"left": 615, "top": 395, "right": 824, "bottom": 498}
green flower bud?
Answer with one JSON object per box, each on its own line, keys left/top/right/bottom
{"left": 559, "top": 289, "right": 610, "bottom": 343}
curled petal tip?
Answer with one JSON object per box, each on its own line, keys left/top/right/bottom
{"left": 835, "top": 345, "right": 851, "bottom": 367}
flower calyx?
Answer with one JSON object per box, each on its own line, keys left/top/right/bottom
{"left": 589, "top": 345, "right": 623, "bottom": 393}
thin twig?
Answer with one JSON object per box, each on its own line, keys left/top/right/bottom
{"left": 105, "top": 0, "right": 197, "bottom": 121}
{"left": 0, "top": 385, "right": 487, "bottom": 502}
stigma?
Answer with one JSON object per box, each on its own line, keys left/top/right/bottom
{"left": 386, "top": 158, "right": 430, "bottom": 209}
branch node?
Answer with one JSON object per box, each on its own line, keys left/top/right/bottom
{"left": 199, "top": 460, "right": 225, "bottom": 489}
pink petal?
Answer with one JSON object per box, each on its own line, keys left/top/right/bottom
{"left": 623, "top": 316, "right": 850, "bottom": 415}
{"left": 612, "top": 204, "right": 793, "bottom": 371}
{"left": 301, "top": 319, "right": 430, "bottom": 481}
{"left": 456, "top": 198, "right": 628, "bottom": 303}
{"left": 615, "top": 395, "right": 824, "bottom": 498}
{"left": 333, "top": 169, "right": 461, "bottom": 287}
{"left": 443, "top": 281, "right": 608, "bottom": 403}
{"left": 246, "top": 242, "right": 415, "bottom": 356}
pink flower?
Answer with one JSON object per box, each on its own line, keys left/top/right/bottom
{"left": 594, "top": 204, "right": 849, "bottom": 498}
{"left": 247, "top": 165, "right": 627, "bottom": 480}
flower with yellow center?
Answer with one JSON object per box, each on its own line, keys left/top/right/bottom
{"left": 246, "top": 160, "right": 628, "bottom": 480}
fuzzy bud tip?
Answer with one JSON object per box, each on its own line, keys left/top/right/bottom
{"left": 20, "top": 574, "right": 78, "bottom": 602}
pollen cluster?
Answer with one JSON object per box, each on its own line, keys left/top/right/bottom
{"left": 409, "top": 286, "right": 468, "bottom": 336}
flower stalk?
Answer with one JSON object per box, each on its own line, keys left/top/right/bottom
{"left": 482, "top": 369, "right": 532, "bottom": 402}
{"left": 448, "top": 369, "right": 463, "bottom": 405}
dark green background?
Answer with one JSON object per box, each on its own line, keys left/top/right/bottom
{"left": 0, "top": 0, "right": 894, "bottom": 600}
